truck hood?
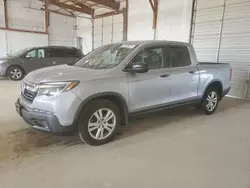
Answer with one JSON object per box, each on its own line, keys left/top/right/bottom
{"left": 24, "top": 65, "right": 107, "bottom": 84}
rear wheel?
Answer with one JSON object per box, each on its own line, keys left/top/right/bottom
{"left": 7, "top": 66, "right": 24, "bottom": 81}
{"left": 201, "top": 87, "right": 219, "bottom": 115}
{"left": 78, "top": 99, "right": 121, "bottom": 146}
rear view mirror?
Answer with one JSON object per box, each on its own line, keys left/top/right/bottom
{"left": 124, "top": 62, "right": 148, "bottom": 73}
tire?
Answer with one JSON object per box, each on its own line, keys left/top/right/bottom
{"left": 7, "top": 66, "right": 24, "bottom": 81}
{"left": 201, "top": 87, "right": 220, "bottom": 115}
{"left": 78, "top": 99, "right": 121, "bottom": 146}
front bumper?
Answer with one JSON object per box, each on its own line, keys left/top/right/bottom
{"left": 15, "top": 99, "right": 76, "bottom": 133}
{"left": 222, "top": 87, "right": 231, "bottom": 97}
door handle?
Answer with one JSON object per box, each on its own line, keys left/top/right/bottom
{"left": 52, "top": 61, "right": 57, "bottom": 65}
{"left": 189, "top": 70, "right": 196, "bottom": 74}
{"left": 160, "top": 74, "right": 170, "bottom": 78}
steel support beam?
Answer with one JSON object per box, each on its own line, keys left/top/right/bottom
{"left": 46, "top": 0, "right": 94, "bottom": 15}
{"left": 89, "top": 0, "right": 120, "bottom": 10}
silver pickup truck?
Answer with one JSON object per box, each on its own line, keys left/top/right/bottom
{"left": 15, "top": 41, "right": 231, "bottom": 146}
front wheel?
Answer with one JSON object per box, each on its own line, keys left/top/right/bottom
{"left": 201, "top": 87, "right": 219, "bottom": 115}
{"left": 7, "top": 66, "right": 24, "bottom": 81}
{"left": 78, "top": 99, "right": 121, "bottom": 146}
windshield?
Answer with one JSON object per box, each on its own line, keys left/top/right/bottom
{"left": 9, "top": 48, "right": 32, "bottom": 57}
{"left": 74, "top": 44, "right": 137, "bottom": 69}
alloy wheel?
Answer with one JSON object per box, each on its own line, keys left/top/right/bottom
{"left": 87, "top": 108, "right": 116, "bottom": 140}
{"left": 10, "top": 69, "right": 22, "bottom": 80}
{"left": 206, "top": 91, "right": 218, "bottom": 112}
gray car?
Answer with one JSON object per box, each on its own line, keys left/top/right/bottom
{"left": 15, "top": 41, "right": 231, "bottom": 146}
{"left": 0, "top": 46, "right": 83, "bottom": 80}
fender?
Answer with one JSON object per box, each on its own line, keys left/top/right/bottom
{"left": 73, "top": 92, "right": 129, "bottom": 126}
{"left": 202, "top": 79, "right": 223, "bottom": 99}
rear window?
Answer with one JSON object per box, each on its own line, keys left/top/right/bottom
{"left": 165, "top": 46, "right": 191, "bottom": 68}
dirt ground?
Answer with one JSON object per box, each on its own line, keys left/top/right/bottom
{"left": 0, "top": 80, "right": 250, "bottom": 188}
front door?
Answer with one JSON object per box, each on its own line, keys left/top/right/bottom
{"left": 165, "top": 46, "right": 199, "bottom": 103}
{"left": 127, "top": 46, "right": 171, "bottom": 112}
{"left": 21, "top": 48, "right": 47, "bottom": 73}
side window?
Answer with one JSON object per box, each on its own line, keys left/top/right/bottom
{"left": 167, "top": 46, "right": 191, "bottom": 68}
{"left": 26, "top": 49, "right": 37, "bottom": 58}
{"left": 131, "top": 47, "right": 164, "bottom": 70}
{"left": 64, "top": 49, "right": 82, "bottom": 58}
{"left": 47, "top": 49, "right": 63, "bottom": 58}
{"left": 37, "top": 49, "right": 45, "bottom": 58}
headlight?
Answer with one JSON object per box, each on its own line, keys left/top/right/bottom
{"left": 0, "top": 60, "right": 7, "bottom": 64}
{"left": 37, "top": 81, "right": 79, "bottom": 97}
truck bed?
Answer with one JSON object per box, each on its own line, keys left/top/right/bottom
{"left": 196, "top": 62, "right": 231, "bottom": 96}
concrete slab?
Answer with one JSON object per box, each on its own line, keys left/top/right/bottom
{"left": 0, "top": 80, "right": 249, "bottom": 188}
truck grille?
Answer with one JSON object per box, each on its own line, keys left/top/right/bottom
{"left": 21, "top": 81, "right": 37, "bottom": 102}
{"left": 23, "top": 89, "right": 37, "bottom": 102}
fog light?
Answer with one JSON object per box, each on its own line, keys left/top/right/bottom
{"left": 42, "top": 121, "right": 49, "bottom": 129}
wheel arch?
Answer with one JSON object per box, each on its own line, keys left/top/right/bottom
{"left": 7, "top": 65, "right": 25, "bottom": 75}
{"left": 73, "top": 92, "right": 129, "bottom": 126}
{"left": 202, "top": 80, "right": 223, "bottom": 100}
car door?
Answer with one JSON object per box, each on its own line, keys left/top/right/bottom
{"left": 21, "top": 48, "right": 47, "bottom": 73}
{"left": 165, "top": 46, "right": 199, "bottom": 103}
{"left": 63, "top": 48, "right": 83, "bottom": 65}
{"left": 44, "top": 48, "right": 64, "bottom": 67}
{"left": 45, "top": 48, "right": 81, "bottom": 66}
{"left": 127, "top": 46, "right": 171, "bottom": 112}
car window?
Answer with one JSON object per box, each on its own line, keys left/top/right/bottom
{"left": 131, "top": 47, "right": 164, "bottom": 70}
{"left": 63, "top": 49, "right": 82, "bottom": 58}
{"left": 47, "top": 49, "right": 63, "bottom": 58}
{"left": 26, "top": 49, "right": 37, "bottom": 58}
{"left": 166, "top": 46, "right": 191, "bottom": 68}
{"left": 37, "top": 49, "right": 45, "bottom": 58}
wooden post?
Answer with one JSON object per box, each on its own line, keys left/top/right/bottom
{"left": 3, "top": 0, "right": 8, "bottom": 28}
{"left": 44, "top": 3, "right": 49, "bottom": 33}
{"left": 149, "top": 0, "right": 158, "bottom": 39}
{"left": 123, "top": 0, "right": 128, "bottom": 41}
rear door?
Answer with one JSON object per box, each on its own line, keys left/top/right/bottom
{"left": 45, "top": 48, "right": 83, "bottom": 66}
{"left": 45, "top": 48, "right": 64, "bottom": 67}
{"left": 127, "top": 46, "right": 171, "bottom": 112}
{"left": 62, "top": 48, "right": 83, "bottom": 65}
{"left": 166, "top": 46, "right": 199, "bottom": 103}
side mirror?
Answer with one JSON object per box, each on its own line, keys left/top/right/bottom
{"left": 25, "top": 54, "right": 31, "bottom": 58}
{"left": 124, "top": 62, "right": 148, "bottom": 73}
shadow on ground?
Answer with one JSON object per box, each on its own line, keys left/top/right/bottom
{"left": 116, "top": 97, "right": 247, "bottom": 141}
{"left": 0, "top": 97, "right": 247, "bottom": 162}
{"left": 0, "top": 129, "right": 80, "bottom": 162}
